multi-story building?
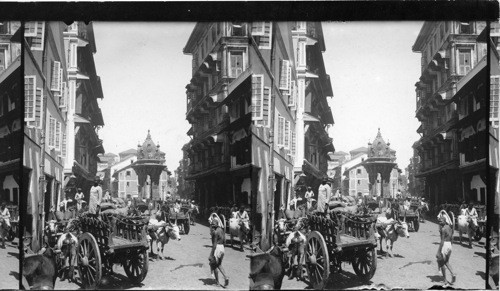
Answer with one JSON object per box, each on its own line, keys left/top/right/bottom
{"left": 412, "top": 21, "right": 487, "bottom": 206}
{"left": 406, "top": 149, "right": 425, "bottom": 197}
{"left": 23, "top": 21, "right": 105, "bottom": 251}
{"left": 23, "top": 22, "right": 69, "bottom": 251}
{"left": 183, "top": 22, "right": 334, "bottom": 249}
{"left": 62, "top": 22, "right": 105, "bottom": 202}
{"left": 176, "top": 144, "right": 195, "bottom": 200}
{"left": 290, "top": 22, "right": 335, "bottom": 197}
{"left": 0, "top": 22, "right": 21, "bottom": 206}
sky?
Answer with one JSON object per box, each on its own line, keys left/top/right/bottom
{"left": 94, "top": 21, "right": 423, "bottom": 173}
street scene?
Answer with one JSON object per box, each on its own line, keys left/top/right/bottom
{"left": 0, "top": 16, "right": 496, "bottom": 291}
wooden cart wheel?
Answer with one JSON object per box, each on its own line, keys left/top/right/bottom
{"left": 305, "top": 231, "right": 330, "bottom": 290}
{"left": 352, "top": 247, "right": 377, "bottom": 281}
{"left": 413, "top": 218, "right": 419, "bottom": 232}
{"left": 123, "top": 248, "right": 149, "bottom": 284}
{"left": 184, "top": 217, "right": 190, "bottom": 235}
{"left": 77, "top": 233, "right": 102, "bottom": 289}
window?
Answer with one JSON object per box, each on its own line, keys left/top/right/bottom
{"left": 289, "top": 81, "right": 296, "bottom": 107}
{"left": 229, "top": 51, "right": 244, "bottom": 77}
{"left": 126, "top": 182, "right": 130, "bottom": 187}
{"left": 357, "top": 169, "right": 361, "bottom": 174}
{"left": 231, "top": 22, "right": 247, "bottom": 36}
{"left": 491, "top": 76, "right": 499, "bottom": 125}
{"left": 0, "top": 23, "right": 8, "bottom": 34}
{"left": 48, "top": 116, "right": 55, "bottom": 147}
{"left": 296, "top": 21, "right": 306, "bottom": 30}
{"left": 284, "top": 120, "right": 290, "bottom": 149}
{"left": 70, "top": 43, "right": 77, "bottom": 68}
{"left": 291, "top": 131, "right": 296, "bottom": 156}
{"left": 440, "top": 23, "right": 445, "bottom": 40}
{"left": 0, "top": 45, "right": 7, "bottom": 72}
{"left": 24, "top": 76, "right": 35, "bottom": 121}
{"left": 458, "top": 49, "right": 471, "bottom": 75}
{"left": 59, "top": 82, "right": 67, "bottom": 109}
{"left": 277, "top": 115, "right": 285, "bottom": 146}
{"left": 251, "top": 75, "right": 264, "bottom": 120}
{"left": 50, "top": 61, "right": 61, "bottom": 91}
{"left": 25, "top": 22, "right": 37, "bottom": 37}
{"left": 459, "top": 22, "right": 473, "bottom": 34}
{"left": 279, "top": 60, "right": 291, "bottom": 90}
{"left": 297, "top": 41, "right": 306, "bottom": 67}
{"left": 357, "top": 180, "right": 361, "bottom": 185}
{"left": 254, "top": 22, "right": 272, "bottom": 49}
{"left": 55, "top": 121, "right": 61, "bottom": 150}
{"left": 251, "top": 22, "right": 265, "bottom": 35}
{"left": 211, "top": 25, "right": 216, "bottom": 43}
{"left": 126, "top": 170, "right": 131, "bottom": 176}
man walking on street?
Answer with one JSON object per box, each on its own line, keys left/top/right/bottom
{"left": 209, "top": 218, "right": 229, "bottom": 288}
{"left": 304, "top": 187, "right": 314, "bottom": 211}
{"left": 317, "top": 179, "right": 331, "bottom": 214}
{"left": 75, "top": 188, "right": 84, "bottom": 212}
{"left": 437, "top": 216, "right": 456, "bottom": 286}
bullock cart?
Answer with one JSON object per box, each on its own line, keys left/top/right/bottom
{"left": 76, "top": 212, "right": 149, "bottom": 289}
{"left": 402, "top": 207, "right": 420, "bottom": 232}
{"left": 168, "top": 207, "right": 191, "bottom": 235}
{"left": 305, "top": 212, "right": 378, "bottom": 289}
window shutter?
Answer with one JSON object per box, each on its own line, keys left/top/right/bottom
{"left": 252, "top": 75, "right": 264, "bottom": 120}
{"left": 50, "top": 61, "right": 61, "bottom": 91}
{"left": 24, "top": 76, "right": 36, "bottom": 121}
{"left": 258, "top": 22, "right": 272, "bottom": 50}
{"left": 284, "top": 120, "right": 290, "bottom": 149}
{"left": 30, "top": 21, "right": 45, "bottom": 51}
{"left": 277, "top": 115, "right": 284, "bottom": 146}
{"left": 62, "top": 131, "right": 67, "bottom": 158}
{"left": 35, "top": 88, "right": 44, "bottom": 128}
{"left": 291, "top": 130, "right": 296, "bottom": 156}
{"left": 59, "top": 82, "right": 67, "bottom": 109}
{"left": 55, "top": 121, "right": 61, "bottom": 150}
{"left": 263, "top": 87, "right": 270, "bottom": 126}
{"left": 287, "top": 65, "right": 291, "bottom": 91}
{"left": 59, "top": 68, "right": 63, "bottom": 93}
{"left": 48, "top": 116, "right": 55, "bottom": 148}
{"left": 288, "top": 81, "right": 296, "bottom": 107}
{"left": 70, "top": 43, "right": 77, "bottom": 68}
{"left": 279, "top": 60, "right": 290, "bottom": 90}
{"left": 251, "top": 22, "right": 265, "bottom": 36}
{"left": 25, "top": 22, "right": 37, "bottom": 37}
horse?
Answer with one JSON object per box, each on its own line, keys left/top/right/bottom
{"left": 374, "top": 216, "right": 409, "bottom": 257}
{"left": 457, "top": 214, "right": 478, "bottom": 247}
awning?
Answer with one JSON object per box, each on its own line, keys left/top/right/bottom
{"left": 74, "top": 114, "right": 91, "bottom": 124}
{"left": 303, "top": 112, "right": 321, "bottom": 122}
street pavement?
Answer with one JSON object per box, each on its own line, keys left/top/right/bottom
{"left": 281, "top": 217, "right": 488, "bottom": 290}
{"left": 55, "top": 222, "right": 250, "bottom": 290}
{"left": 0, "top": 238, "right": 20, "bottom": 290}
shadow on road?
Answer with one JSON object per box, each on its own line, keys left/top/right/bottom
{"left": 399, "top": 260, "right": 433, "bottom": 269}
{"left": 7, "top": 251, "right": 19, "bottom": 259}
{"left": 9, "top": 271, "right": 19, "bottom": 281}
{"left": 426, "top": 275, "right": 444, "bottom": 283}
{"left": 474, "top": 251, "right": 486, "bottom": 259}
{"left": 324, "top": 270, "right": 373, "bottom": 289}
{"left": 199, "top": 278, "right": 219, "bottom": 286}
{"left": 475, "top": 270, "right": 486, "bottom": 280}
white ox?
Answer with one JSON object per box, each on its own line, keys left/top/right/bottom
{"left": 457, "top": 214, "right": 478, "bottom": 247}
{"left": 374, "top": 216, "right": 409, "bottom": 257}
{"left": 229, "top": 218, "right": 250, "bottom": 250}
{"left": 148, "top": 218, "right": 181, "bottom": 260}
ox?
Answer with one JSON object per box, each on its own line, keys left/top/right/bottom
{"left": 374, "top": 216, "right": 409, "bottom": 257}
{"left": 457, "top": 215, "right": 478, "bottom": 247}
{"left": 22, "top": 248, "right": 58, "bottom": 290}
{"left": 229, "top": 217, "right": 250, "bottom": 250}
{"left": 248, "top": 246, "right": 285, "bottom": 290}
{"left": 148, "top": 212, "right": 181, "bottom": 260}
{"left": 284, "top": 228, "right": 306, "bottom": 279}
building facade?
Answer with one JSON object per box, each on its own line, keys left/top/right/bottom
{"left": 23, "top": 21, "right": 69, "bottom": 251}
{"left": 412, "top": 21, "right": 487, "bottom": 206}
{"left": 183, "top": 22, "right": 334, "bottom": 249}
{"left": 0, "top": 22, "right": 21, "bottom": 206}
{"left": 62, "top": 22, "right": 105, "bottom": 203}
{"left": 23, "top": 21, "right": 105, "bottom": 251}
